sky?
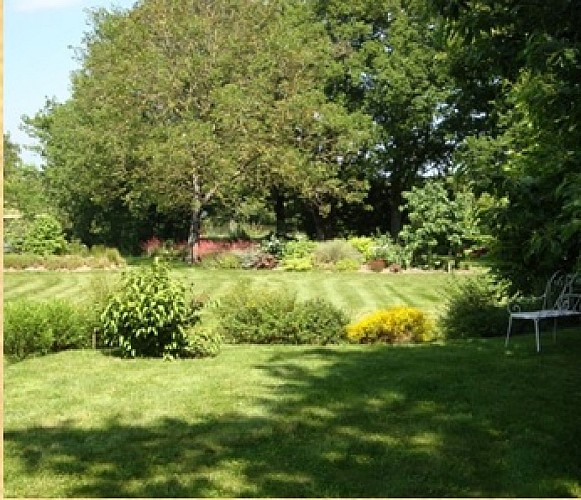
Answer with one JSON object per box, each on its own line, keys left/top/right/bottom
{"left": 4, "top": 0, "right": 137, "bottom": 166}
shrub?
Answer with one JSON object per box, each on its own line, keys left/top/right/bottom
{"left": 372, "top": 233, "right": 411, "bottom": 267}
{"left": 348, "top": 236, "right": 376, "bottom": 261}
{"left": 284, "top": 298, "right": 349, "bottom": 344}
{"left": 335, "top": 258, "right": 362, "bottom": 271}
{"left": 260, "top": 234, "right": 285, "bottom": 259}
{"left": 67, "top": 238, "right": 90, "bottom": 256}
{"left": 438, "top": 275, "right": 509, "bottom": 338}
{"left": 186, "top": 327, "right": 223, "bottom": 358}
{"left": 236, "top": 249, "right": 278, "bottom": 269}
{"left": 4, "top": 300, "right": 93, "bottom": 360}
{"left": 217, "top": 284, "right": 297, "bottom": 343}
{"left": 21, "top": 214, "right": 67, "bottom": 256}
{"left": 104, "top": 247, "right": 126, "bottom": 266}
{"left": 282, "top": 256, "right": 314, "bottom": 271}
{"left": 282, "top": 239, "right": 317, "bottom": 260}
{"left": 100, "top": 261, "right": 202, "bottom": 358}
{"left": 313, "top": 239, "right": 364, "bottom": 269}
{"left": 140, "top": 236, "right": 163, "bottom": 257}
{"left": 216, "top": 284, "right": 347, "bottom": 344}
{"left": 4, "top": 301, "right": 55, "bottom": 360}
{"left": 347, "top": 306, "right": 435, "bottom": 344}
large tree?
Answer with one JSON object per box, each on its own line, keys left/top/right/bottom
{"left": 315, "top": 0, "right": 457, "bottom": 235}
{"left": 27, "top": 0, "right": 373, "bottom": 254}
{"left": 436, "top": 0, "right": 581, "bottom": 291}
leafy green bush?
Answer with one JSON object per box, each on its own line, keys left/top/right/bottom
{"left": 21, "top": 214, "right": 67, "bottom": 256}
{"left": 100, "top": 262, "right": 202, "bottom": 358}
{"left": 284, "top": 298, "right": 349, "bottom": 344}
{"left": 282, "top": 256, "right": 314, "bottom": 271}
{"left": 282, "top": 239, "right": 317, "bottom": 259}
{"left": 4, "top": 301, "right": 55, "bottom": 360}
{"left": 372, "top": 233, "right": 411, "bottom": 267}
{"left": 347, "top": 306, "right": 435, "bottom": 344}
{"left": 186, "top": 327, "right": 223, "bottom": 358}
{"left": 217, "top": 284, "right": 296, "bottom": 343}
{"left": 216, "top": 284, "right": 348, "bottom": 344}
{"left": 260, "top": 234, "right": 285, "bottom": 259}
{"left": 438, "top": 275, "right": 509, "bottom": 338}
{"left": 313, "top": 239, "right": 364, "bottom": 269}
{"left": 347, "top": 236, "right": 376, "bottom": 261}
{"left": 4, "top": 300, "right": 93, "bottom": 360}
{"left": 335, "top": 258, "right": 362, "bottom": 271}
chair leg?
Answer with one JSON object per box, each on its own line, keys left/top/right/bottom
{"left": 506, "top": 316, "right": 513, "bottom": 347}
{"left": 534, "top": 318, "right": 541, "bottom": 352}
{"left": 553, "top": 318, "right": 557, "bottom": 344}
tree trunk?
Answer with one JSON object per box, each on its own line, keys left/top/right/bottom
{"left": 272, "top": 189, "right": 287, "bottom": 237}
{"left": 310, "top": 208, "right": 326, "bottom": 241}
{"left": 389, "top": 185, "right": 403, "bottom": 238}
{"left": 187, "top": 209, "right": 202, "bottom": 264}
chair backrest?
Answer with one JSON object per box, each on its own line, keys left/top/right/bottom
{"left": 555, "top": 293, "right": 581, "bottom": 312}
{"left": 545, "top": 271, "right": 579, "bottom": 310}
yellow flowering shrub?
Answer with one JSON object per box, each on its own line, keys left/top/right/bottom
{"left": 346, "top": 306, "right": 435, "bottom": 344}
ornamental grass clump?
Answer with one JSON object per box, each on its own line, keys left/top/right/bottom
{"left": 347, "top": 306, "right": 435, "bottom": 344}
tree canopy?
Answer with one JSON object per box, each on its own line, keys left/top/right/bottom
{"left": 21, "top": 0, "right": 580, "bottom": 286}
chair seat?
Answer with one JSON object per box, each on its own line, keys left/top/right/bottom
{"left": 510, "top": 309, "right": 573, "bottom": 320}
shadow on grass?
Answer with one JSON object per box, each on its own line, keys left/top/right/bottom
{"left": 5, "top": 332, "right": 581, "bottom": 497}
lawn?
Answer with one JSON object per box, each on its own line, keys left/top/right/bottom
{"left": 4, "top": 332, "right": 581, "bottom": 497}
{"left": 3, "top": 267, "right": 461, "bottom": 319}
{"left": 4, "top": 267, "right": 581, "bottom": 497}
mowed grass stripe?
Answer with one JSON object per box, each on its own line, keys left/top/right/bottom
{"left": 3, "top": 272, "right": 84, "bottom": 302}
{"left": 4, "top": 268, "right": 469, "bottom": 319}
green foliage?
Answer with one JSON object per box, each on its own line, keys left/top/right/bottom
{"left": 283, "top": 298, "right": 349, "bottom": 345}
{"left": 216, "top": 284, "right": 347, "bottom": 344}
{"left": 259, "top": 235, "right": 285, "bottom": 259}
{"left": 371, "top": 233, "right": 410, "bottom": 267}
{"left": 347, "top": 236, "right": 376, "bottom": 261}
{"left": 100, "top": 262, "right": 201, "bottom": 358}
{"left": 4, "top": 301, "right": 54, "bottom": 360}
{"left": 4, "top": 300, "right": 93, "bottom": 360}
{"left": 3, "top": 134, "right": 50, "bottom": 217}
{"left": 438, "top": 275, "right": 509, "bottom": 339}
{"left": 437, "top": 0, "right": 581, "bottom": 292}
{"left": 186, "top": 327, "right": 223, "bottom": 358}
{"left": 334, "top": 258, "right": 362, "bottom": 271}
{"left": 282, "top": 256, "right": 314, "bottom": 271}
{"left": 21, "top": 214, "right": 67, "bottom": 256}
{"left": 313, "top": 239, "right": 364, "bottom": 269}
{"left": 400, "top": 180, "right": 484, "bottom": 268}
{"left": 282, "top": 239, "right": 318, "bottom": 260}
{"left": 281, "top": 238, "right": 317, "bottom": 270}
{"left": 217, "top": 284, "right": 296, "bottom": 343}
{"left": 347, "top": 306, "right": 435, "bottom": 344}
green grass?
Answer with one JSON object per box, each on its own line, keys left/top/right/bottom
{"left": 4, "top": 331, "right": 581, "bottom": 497}
{"left": 3, "top": 267, "right": 463, "bottom": 319}
{"left": 5, "top": 267, "right": 581, "bottom": 496}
